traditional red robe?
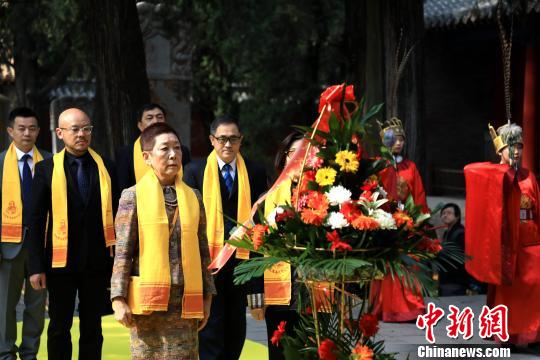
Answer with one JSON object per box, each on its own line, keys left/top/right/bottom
{"left": 465, "top": 163, "right": 540, "bottom": 344}
{"left": 372, "top": 158, "right": 427, "bottom": 322}
{"left": 380, "top": 158, "right": 429, "bottom": 213}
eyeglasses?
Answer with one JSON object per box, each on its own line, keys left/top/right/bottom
{"left": 59, "top": 126, "right": 94, "bottom": 135}
{"left": 212, "top": 135, "right": 242, "bottom": 145}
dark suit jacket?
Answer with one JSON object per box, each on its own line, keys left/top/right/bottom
{"left": 0, "top": 148, "right": 53, "bottom": 260}
{"left": 27, "top": 152, "right": 119, "bottom": 276}
{"left": 439, "top": 222, "right": 469, "bottom": 286}
{"left": 183, "top": 156, "right": 267, "bottom": 294}
{"left": 183, "top": 157, "right": 267, "bottom": 235}
{"left": 116, "top": 142, "right": 191, "bottom": 192}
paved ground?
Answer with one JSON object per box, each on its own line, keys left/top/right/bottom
{"left": 246, "top": 295, "right": 539, "bottom": 359}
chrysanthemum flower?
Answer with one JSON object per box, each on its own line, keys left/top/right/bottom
{"left": 351, "top": 344, "right": 374, "bottom": 360}
{"left": 393, "top": 210, "right": 414, "bottom": 229}
{"left": 335, "top": 150, "right": 360, "bottom": 173}
{"left": 351, "top": 215, "right": 379, "bottom": 230}
{"left": 325, "top": 185, "right": 352, "bottom": 206}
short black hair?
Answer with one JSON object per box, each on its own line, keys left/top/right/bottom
{"left": 135, "top": 103, "right": 166, "bottom": 124}
{"left": 209, "top": 114, "right": 241, "bottom": 135}
{"left": 441, "top": 203, "right": 461, "bottom": 222}
{"left": 140, "top": 122, "right": 181, "bottom": 151}
{"left": 8, "top": 107, "right": 39, "bottom": 127}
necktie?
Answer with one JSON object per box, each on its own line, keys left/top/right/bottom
{"left": 21, "top": 154, "right": 32, "bottom": 209}
{"left": 222, "top": 163, "right": 233, "bottom": 195}
{"left": 74, "top": 157, "right": 89, "bottom": 202}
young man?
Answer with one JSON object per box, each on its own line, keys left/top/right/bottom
{"left": 0, "top": 107, "right": 51, "bottom": 360}
{"left": 27, "top": 108, "right": 118, "bottom": 360}
{"left": 116, "top": 103, "right": 191, "bottom": 191}
{"left": 465, "top": 123, "right": 540, "bottom": 352}
{"left": 183, "top": 115, "right": 267, "bottom": 360}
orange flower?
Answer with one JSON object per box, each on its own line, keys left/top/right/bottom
{"left": 270, "top": 320, "right": 287, "bottom": 346}
{"left": 301, "top": 208, "right": 327, "bottom": 225}
{"left": 251, "top": 224, "right": 268, "bottom": 250}
{"left": 393, "top": 210, "right": 414, "bottom": 229}
{"left": 351, "top": 215, "right": 379, "bottom": 230}
{"left": 307, "top": 191, "right": 329, "bottom": 211}
{"left": 300, "top": 191, "right": 329, "bottom": 225}
{"left": 351, "top": 344, "right": 374, "bottom": 360}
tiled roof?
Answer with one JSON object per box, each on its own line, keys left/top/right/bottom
{"left": 424, "top": 0, "right": 540, "bottom": 28}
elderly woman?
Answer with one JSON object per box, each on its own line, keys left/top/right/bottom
{"left": 111, "top": 122, "right": 216, "bottom": 359}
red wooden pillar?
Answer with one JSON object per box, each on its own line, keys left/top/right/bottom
{"left": 522, "top": 46, "right": 538, "bottom": 173}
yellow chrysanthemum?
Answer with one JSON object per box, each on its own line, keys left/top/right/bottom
{"left": 315, "top": 167, "right": 337, "bottom": 186}
{"left": 335, "top": 150, "right": 359, "bottom": 173}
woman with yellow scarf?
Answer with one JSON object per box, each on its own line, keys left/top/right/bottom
{"left": 249, "top": 131, "right": 305, "bottom": 360}
{"left": 110, "top": 123, "right": 216, "bottom": 359}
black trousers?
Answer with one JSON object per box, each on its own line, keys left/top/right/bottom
{"left": 265, "top": 306, "right": 300, "bottom": 360}
{"left": 46, "top": 271, "right": 107, "bottom": 360}
{"left": 199, "top": 259, "right": 247, "bottom": 360}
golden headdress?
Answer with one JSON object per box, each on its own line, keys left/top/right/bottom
{"left": 488, "top": 122, "right": 523, "bottom": 153}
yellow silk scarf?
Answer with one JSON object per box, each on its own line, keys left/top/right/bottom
{"left": 1, "top": 143, "right": 43, "bottom": 243}
{"left": 51, "top": 148, "right": 115, "bottom": 268}
{"left": 263, "top": 178, "right": 292, "bottom": 305}
{"left": 133, "top": 137, "right": 149, "bottom": 183}
{"left": 131, "top": 170, "right": 203, "bottom": 318}
{"left": 203, "top": 150, "right": 251, "bottom": 261}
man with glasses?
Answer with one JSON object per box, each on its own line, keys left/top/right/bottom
{"left": 27, "top": 108, "right": 118, "bottom": 360}
{"left": 0, "top": 107, "right": 51, "bottom": 360}
{"left": 115, "top": 103, "right": 191, "bottom": 191}
{"left": 184, "top": 115, "right": 267, "bottom": 360}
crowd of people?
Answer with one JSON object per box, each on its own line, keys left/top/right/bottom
{"left": 0, "top": 102, "right": 537, "bottom": 360}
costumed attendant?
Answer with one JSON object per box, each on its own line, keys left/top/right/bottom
{"left": 464, "top": 123, "right": 540, "bottom": 352}
{"left": 248, "top": 131, "right": 304, "bottom": 360}
{"left": 111, "top": 123, "right": 216, "bottom": 359}
{"left": 372, "top": 118, "right": 427, "bottom": 322}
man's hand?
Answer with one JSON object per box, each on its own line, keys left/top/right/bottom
{"left": 198, "top": 294, "right": 213, "bottom": 331}
{"left": 250, "top": 308, "right": 265, "bottom": 321}
{"left": 29, "top": 273, "right": 46, "bottom": 290}
{"left": 112, "top": 298, "right": 134, "bottom": 328}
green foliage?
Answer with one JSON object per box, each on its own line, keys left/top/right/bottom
{"left": 173, "top": 0, "right": 350, "bottom": 169}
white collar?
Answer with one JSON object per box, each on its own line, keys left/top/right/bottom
{"left": 217, "top": 156, "right": 237, "bottom": 173}
{"left": 393, "top": 155, "right": 403, "bottom": 164}
{"left": 14, "top": 146, "right": 34, "bottom": 161}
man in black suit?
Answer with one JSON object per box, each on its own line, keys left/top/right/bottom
{"left": 0, "top": 107, "right": 51, "bottom": 360}
{"left": 115, "top": 103, "right": 191, "bottom": 191}
{"left": 438, "top": 203, "right": 470, "bottom": 296}
{"left": 183, "top": 115, "right": 267, "bottom": 360}
{"left": 27, "top": 108, "right": 118, "bottom": 360}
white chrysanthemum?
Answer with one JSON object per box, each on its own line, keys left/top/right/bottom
{"left": 326, "top": 212, "right": 349, "bottom": 229}
{"left": 266, "top": 206, "right": 285, "bottom": 227}
{"left": 372, "top": 209, "right": 396, "bottom": 230}
{"left": 325, "top": 185, "right": 352, "bottom": 206}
